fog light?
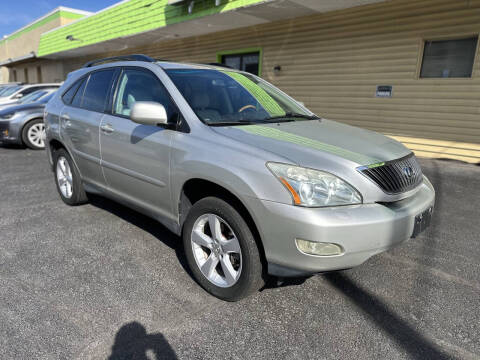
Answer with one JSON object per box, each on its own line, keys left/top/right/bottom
{"left": 1, "top": 129, "right": 8, "bottom": 137}
{"left": 295, "top": 239, "right": 344, "bottom": 256}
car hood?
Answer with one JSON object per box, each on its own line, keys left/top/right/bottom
{"left": 211, "top": 119, "right": 410, "bottom": 167}
{"left": 0, "top": 100, "right": 19, "bottom": 109}
{"left": 0, "top": 102, "right": 45, "bottom": 115}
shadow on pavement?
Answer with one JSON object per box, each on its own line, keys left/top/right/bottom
{"left": 88, "top": 193, "right": 306, "bottom": 291}
{"left": 0, "top": 144, "right": 26, "bottom": 150}
{"left": 86, "top": 194, "right": 194, "bottom": 278}
{"left": 325, "top": 272, "right": 454, "bottom": 360}
{"left": 108, "top": 321, "right": 177, "bottom": 360}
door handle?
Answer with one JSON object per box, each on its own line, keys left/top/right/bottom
{"left": 100, "top": 123, "right": 115, "bottom": 134}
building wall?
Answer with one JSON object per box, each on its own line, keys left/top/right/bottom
{"left": 0, "top": 12, "right": 83, "bottom": 83}
{"left": 108, "top": 0, "right": 478, "bottom": 162}
{"left": 0, "top": 18, "right": 63, "bottom": 62}
{"left": 11, "top": 0, "right": 480, "bottom": 162}
{"left": 6, "top": 60, "right": 65, "bottom": 84}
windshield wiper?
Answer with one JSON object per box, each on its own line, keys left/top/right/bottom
{"left": 264, "top": 113, "right": 320, "bottom": 121}
{"left": 208, "top": 120, "right": 262, "bottom": 127}
{"left": 207, "top": 114, "right": 319, "bottom": 127}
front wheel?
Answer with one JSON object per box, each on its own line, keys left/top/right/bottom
{"left": 22, "top": 119, "right": 46, "bottom": 150}
{"left": 183, "top": 197, "right": 264, "bottom": 301}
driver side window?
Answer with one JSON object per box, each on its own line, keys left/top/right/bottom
{"left": 114, "top": 68, "right": 177, "bottom": 122}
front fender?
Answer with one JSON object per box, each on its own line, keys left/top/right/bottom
{"left": 7, "top": 112, "right": 44, "bottom": 141}
{"left": 171, "top": 159, "right": 293, "bottom": 222}
{"left": 169, "top": 130, "right": 295, "bottom": 222}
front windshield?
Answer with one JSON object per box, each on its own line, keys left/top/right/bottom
{"left": 165, "top": 69, "right": 316, "bottom": 125}
{"left": 19, "top": 90, "right": 46, "bottom": 104}
{"left": 0, "top": 86, "right": 20, "bottom": 97}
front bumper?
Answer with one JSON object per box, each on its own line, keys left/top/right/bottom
{"left": 0, "top": 120, "right": 21, "bottom": 145}
{"left": 245, "top": 178, "right": 435, "bottom": 276}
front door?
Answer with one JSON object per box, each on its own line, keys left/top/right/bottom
{"left": 100, "top": 67, "right": 177, "bottom": 219}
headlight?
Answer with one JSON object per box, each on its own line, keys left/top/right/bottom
{"left": 267, "top": 162, "right": 362, "bottom": 207}
{"left": 0, "top": 112, "right": 15, "bottom": 120}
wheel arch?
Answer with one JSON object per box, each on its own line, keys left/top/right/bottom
{"left": 19, "top": 116, "right": 44, "bottom": 144}
{"left": 179, "top": 178, "right": 267, "bottom": 269}
{"left": 48, "top": 138, "right": 81, "bottom": 177}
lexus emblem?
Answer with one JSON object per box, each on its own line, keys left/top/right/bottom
{"left": 403, "top": 166, "right": 414, "bottom": 178}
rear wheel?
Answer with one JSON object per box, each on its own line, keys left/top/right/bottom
{"left": 53, "top": 148, "right": 88, "bottom": 205}
{"left": 183, "top": 197, "right": 264, "bottom": 301}
{"left": 22, "top": 119, "right": 45, "bottom": 150}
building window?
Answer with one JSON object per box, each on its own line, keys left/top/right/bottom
{"left": 37, "top": 66, "right": 43, "bottom": 83}
{"left": 420, "top": 36, "right": 478, "bottom": 78}
{"left": 218, "top": 48, "right": 262, "bottom": 75}
{"left": 12, "top": 70, "right": 17, "bottom": 82}
{"left": 24, "top": 68, "right": 29, "bottom": 83}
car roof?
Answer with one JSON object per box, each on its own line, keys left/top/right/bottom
{"left": 155, "top": 61, "right": 233, "bottom": 71}
{"left": 64, "top": 59, "right": 250, "bottom": 89}
{"left": 20, "top": 83, "right": 61, "bottom": 88}
{"left": 69, "top": 60, "right": 239, "bottom": 77}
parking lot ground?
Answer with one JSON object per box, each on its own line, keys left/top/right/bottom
{"left": 0, "top": 145, "right": 479, "bottom": 360}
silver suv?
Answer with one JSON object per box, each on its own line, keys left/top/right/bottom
{"left": 45, "top": 55, "right": 435, "bottom": 301}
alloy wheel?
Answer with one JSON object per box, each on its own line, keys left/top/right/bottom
{"left": 56, "top": 156, "right": 73, "bottom": 198}
{"left": 191, "top": 214, "right": 242, "bottom": 288}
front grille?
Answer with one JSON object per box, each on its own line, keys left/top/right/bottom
{"left": 359, "top": 153, "right": 423, "bottom": 194}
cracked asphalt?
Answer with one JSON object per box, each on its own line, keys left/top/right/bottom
{"left": 0, "top": 145, "right": 479, "bottom": 359}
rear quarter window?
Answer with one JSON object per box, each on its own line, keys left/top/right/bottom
{"left": 62, "top": 79, "right": 84, "bottom": 104}
{"left": 71, "top": 79, "right": 87, "bottom": 108}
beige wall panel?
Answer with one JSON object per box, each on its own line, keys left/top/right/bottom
{"left": 0, "top": 18, "right": 63, "bottom": 61}
{"left": 0, "top": 15, "right": 79, "bottom": 83}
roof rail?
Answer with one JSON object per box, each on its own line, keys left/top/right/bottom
{"left": 206, "top": 62, "right": 233, "bottom": 69}
{"left": 83, "top": 54, "right": 156, "bottom": 68}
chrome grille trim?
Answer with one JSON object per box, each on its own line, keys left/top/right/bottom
{"left": 358, "top": 153, "right": 423, "bottom": 194}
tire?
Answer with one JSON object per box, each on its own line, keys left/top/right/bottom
{"left": 183, "top": 197, "right": 264, "bottom": 301}
{"left": 53, "top": 148, "right": 88, "bottom": 206}
{"left": 22, "top": 119, "right": 46, "bottom": 150}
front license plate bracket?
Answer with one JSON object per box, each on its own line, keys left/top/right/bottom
{"left": 411, "top": 206, "right": 433, "bottom": 238}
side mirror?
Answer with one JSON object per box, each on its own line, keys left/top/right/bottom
{"left": 130, "top": 101, "right": 168, "bottom": 126}
{"left": 14, "top": 93, "right": 23, "bottom": 99}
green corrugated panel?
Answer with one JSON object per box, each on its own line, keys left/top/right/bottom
{"left": 223, "top": 71, "right": 285, "bottom": 116}
{"left": 239, "top": 125, "right": 381, "bottom": 165}
{"left": 37, "top": 0, "right": 267, "bottom": 56}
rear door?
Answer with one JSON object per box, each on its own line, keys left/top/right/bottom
{"left": 100, "top": 67, "right": 177, "bottom": 219}
{"left": 60, "top": 69, "right": 116, "bottom": 188}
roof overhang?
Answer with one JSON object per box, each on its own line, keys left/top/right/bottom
{"left": 0, "top": 52, "right": 36, "bottom": 67}
{"left": 41, "top": 0, "right": 388, "bottom": 60}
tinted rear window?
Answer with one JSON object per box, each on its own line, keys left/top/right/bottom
{"left": 82, "top": 70, "right": 116, "bottom": 112}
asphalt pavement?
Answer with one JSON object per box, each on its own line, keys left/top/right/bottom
{"left": 0, "top": 145, "right": 479, "bottom": 360}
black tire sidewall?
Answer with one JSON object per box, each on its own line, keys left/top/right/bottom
{"left": 183, "top": 197, "right": 264, "bottom": 301}
{"left": 22, "top": 119, "right": 45, "bottom": 150}
{"left": 53, "top": 148, "right": 87, "bottom": 206}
